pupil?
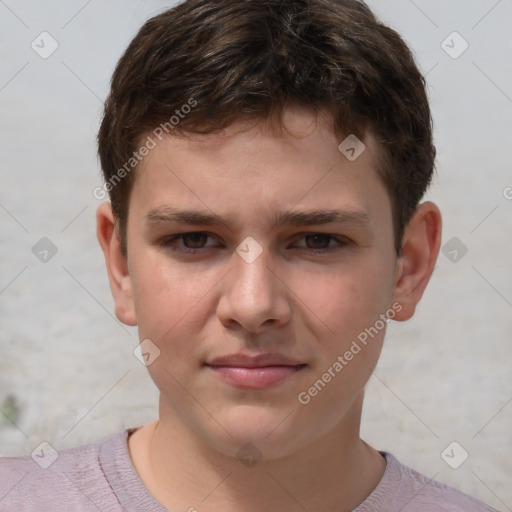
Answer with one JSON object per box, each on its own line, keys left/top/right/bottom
{"left": 307, "top": 234, "right": 328, "bottom": 249}
{"left": 184, "top": 233, "right": 206, "bottom": 248}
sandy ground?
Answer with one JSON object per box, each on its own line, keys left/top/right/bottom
{"left": 1, "top": 1, "right": 511, "bottom": 510}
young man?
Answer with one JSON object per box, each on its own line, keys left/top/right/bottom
{"left": 0, "top": 0, "right": 499, "bottom": 510}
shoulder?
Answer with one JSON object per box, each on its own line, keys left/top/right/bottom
{"left": 0, "top": 429, "right": 130, "bottom": 512}
{"left": 358, "top": 452, "right": 500, "bottom": 512}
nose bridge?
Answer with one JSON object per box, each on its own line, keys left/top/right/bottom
{"left": 218, "top": 236, "right": 291, "bottom": 331}
{"left": 232, "top": 237, "right": 276, "bottom": 303}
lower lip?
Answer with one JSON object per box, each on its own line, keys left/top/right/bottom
{"left": 207, "top": 365, "right": 306, "bottom": 389}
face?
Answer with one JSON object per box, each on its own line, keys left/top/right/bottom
{"left": 112, "top": 108, "right": 403, "bottom": 459}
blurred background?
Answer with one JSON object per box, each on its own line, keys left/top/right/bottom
{"left": 0, "top": 0, "right": 511, "bottom": 509}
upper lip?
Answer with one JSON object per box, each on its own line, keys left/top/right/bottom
{"left": 207, "top": 353, "right": 306, "bottom": 368}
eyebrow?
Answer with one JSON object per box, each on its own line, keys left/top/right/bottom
{"left": 144, "top": 206, "right": 370, "bottom": 229}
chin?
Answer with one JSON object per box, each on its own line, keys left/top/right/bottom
{"left": 201, "top": 405, "right": 310, "bottom": 461}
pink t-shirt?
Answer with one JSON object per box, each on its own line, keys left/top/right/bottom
{"left": 0, "top": 428, "right": 499, "bottom": 511}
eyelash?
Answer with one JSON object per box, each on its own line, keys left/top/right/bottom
{"left": 160, "top": 232, "right": 349, "bottom": 255}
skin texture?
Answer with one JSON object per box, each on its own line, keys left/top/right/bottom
{"left": 97, "top": 107, "right": 442, "bottom": 511}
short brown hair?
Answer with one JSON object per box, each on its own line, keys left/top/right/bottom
{"left": 97, "top": 0, "right": 436, "bottom": 255}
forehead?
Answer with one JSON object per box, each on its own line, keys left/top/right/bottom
{"left": 129, "top": 108, "right": 390, "bottom": 232}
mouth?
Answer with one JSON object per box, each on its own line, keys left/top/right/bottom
{"left": 205, "top": 353, "right": 307, "bottom": 389}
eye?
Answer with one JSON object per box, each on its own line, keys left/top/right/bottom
{"left": 160, "top": 232, "right": 349, "bottom": 256}
{"left": 294, "top": 233, "right": 349, "bottom": 253}
{"left": 161, "top": 232, "right": 217, "bottom": 254}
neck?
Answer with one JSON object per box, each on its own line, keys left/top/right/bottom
{"left": 128, "top": 393, "right": 386, "bottom": 512}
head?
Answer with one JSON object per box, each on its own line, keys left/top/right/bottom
{"left": 96, "top": 0, "right": 441, "bottom": 460}
{"left": 97, "top": 0, "right": 436, "bottom": 257}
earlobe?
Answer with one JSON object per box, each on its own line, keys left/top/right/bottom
{"left": 391, "top": 201, "right": 442, "bottom": 321}
{"left": 96, "top": 202, "right": 137, "bottom": 326}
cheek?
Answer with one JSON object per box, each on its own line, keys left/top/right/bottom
{"left": 291, "top": 257, "right": 394, "bottom": 344}
{"left": 130, "top": 254, "right": 215, "bottom": 346}
{"left": 294, "top": 266, "right": 390, "bottom": 412}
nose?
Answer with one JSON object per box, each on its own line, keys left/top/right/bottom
{"left": 216, "top": 243, "right": 292, "bottom": 334}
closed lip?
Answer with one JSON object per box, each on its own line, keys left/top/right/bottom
{"left": 206, "top": 353, "right": 306, "bottom": 368}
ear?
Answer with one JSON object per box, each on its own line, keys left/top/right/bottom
{"left": 391, "top": 201, "right": 442, "bottom": 321}
{"left": 96, "top": 202, "right": 137, "bottom": 326}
